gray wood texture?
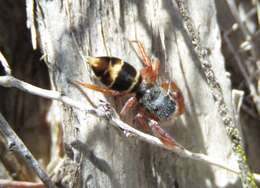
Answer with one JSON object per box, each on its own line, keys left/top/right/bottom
{"left": 36, "top": 0, "right": 241, "bottom": 187}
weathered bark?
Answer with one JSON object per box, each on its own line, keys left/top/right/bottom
{"left": 36, "top": 0, "right": 241, "bottom": 187}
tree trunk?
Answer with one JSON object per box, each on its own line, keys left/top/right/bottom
{"left": 36, "top": 0, "right": 240, "bottom": 187}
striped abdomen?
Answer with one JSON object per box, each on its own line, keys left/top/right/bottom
{"left": 87, "top": 56, "right": 142, "bottom": 92}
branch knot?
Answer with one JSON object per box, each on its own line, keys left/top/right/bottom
{"left": 96, "top": 100, "right": 115, "bottom": 120}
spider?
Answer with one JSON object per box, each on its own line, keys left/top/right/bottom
{"left": 76, "top": 41, "right": 185, "bottom": 148}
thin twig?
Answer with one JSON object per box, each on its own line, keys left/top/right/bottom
{"left": 1, "top": 72, "right": 260, "bottom": 182}
{"left": 0, "top": 75, "right": 97, "bottom": 115}
{"left": 0, "top": 113, "right": 56, "bottom": 188}
{"left": 0, "top": 52, "right": 11, "bottom": 75}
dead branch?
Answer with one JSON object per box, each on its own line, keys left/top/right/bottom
{"left": 0, "top": 112, "right": 56, "bottom": 188}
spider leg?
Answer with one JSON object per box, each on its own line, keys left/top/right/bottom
{"left": 129, "top": 40, "right": 160, "bottom": 84}
{"left": 134, "top": 112, "right": 150, "bottom": 133}
{"left": 129, "top": 40, "right": 151, "bottom": 67}
{"left": 120, "top": 96, "right": 137, "bottom": 116}
{"left": 75, "top": 81, "right": 125, "bottom": 96}
{"left": 148, "top": 119, "right": 179, "bottom": 149}
{"left": 134, "top": 111, "right": 179, "bottom": 149}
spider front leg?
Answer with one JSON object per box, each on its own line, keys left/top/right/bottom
{"left": 134, "top": 112, "right": 178, "bottom": 149}
{"left": 120, "top": 96, "right": 137, "bottom": 116}
{"left": 129, "top": 40, "right": 151, "bottom": 67}
{"left": 141, "top": 58, "right": 160, "bottom": 84}
{"left": 129, "top": 40, "right": 160, "bottom": 84}
{"left": 75, "top": 81, "right": 124, "bottom": 96}
{"left": 134, "top": 112, "right": 151, "bottom": 133}
{"left": 147, "top": 119, "right": 179, "bottom": 149}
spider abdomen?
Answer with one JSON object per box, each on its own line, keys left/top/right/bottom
{"left": 88, "top": 56, "right": 142, "bottom": 92}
